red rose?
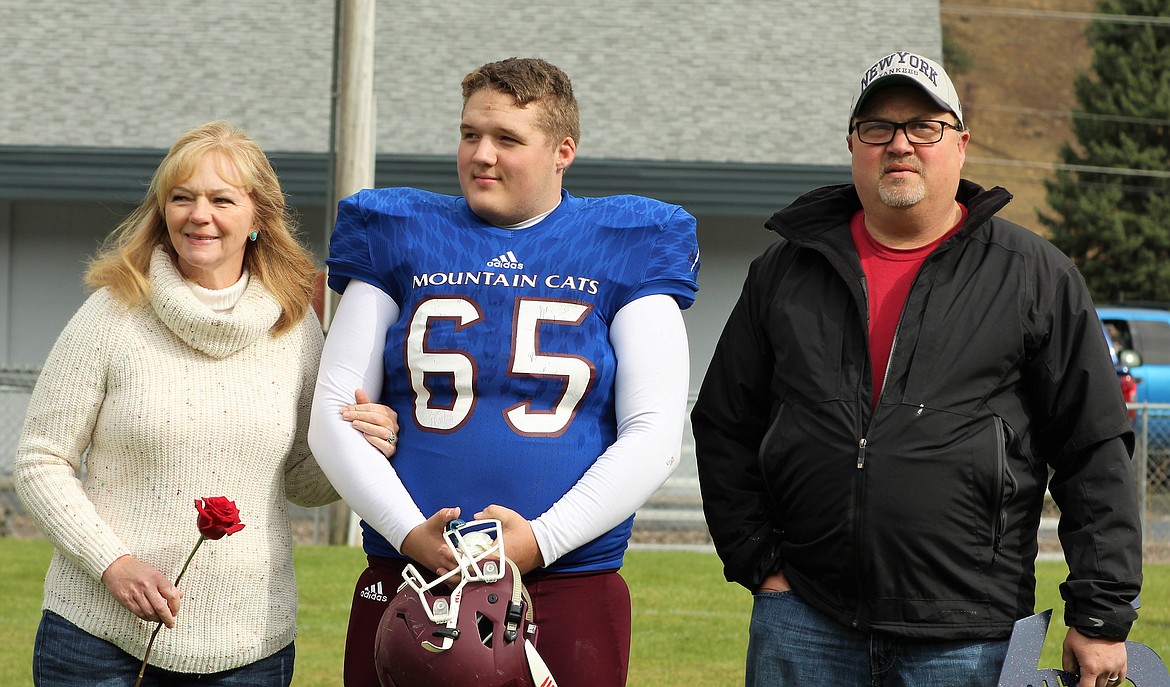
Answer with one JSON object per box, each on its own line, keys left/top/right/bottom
{"left": 194, "top": 496, "right": 246, "bottom": 540}
{"left": 136, "top": 496, "right": 246, "bottom": 686}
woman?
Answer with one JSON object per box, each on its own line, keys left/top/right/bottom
{"left": 14, "top": 120, "right": 397, "bottom": 686}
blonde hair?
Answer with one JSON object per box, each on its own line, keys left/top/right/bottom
{"left": 85, "top": 121, "right": 316, "bottom": 335}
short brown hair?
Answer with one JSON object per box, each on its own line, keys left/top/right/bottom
{"left": 461, "top": 57, "right": 580, "bottom": 146}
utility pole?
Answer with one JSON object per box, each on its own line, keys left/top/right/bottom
{"left": 326, "top": 0, "right": 376, "bottom": 325}
{"left": 326, "top": 0, "right": 376, "bottom": 546}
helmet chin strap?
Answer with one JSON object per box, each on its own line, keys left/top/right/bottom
{"left": 525, "top": 637, "right": 559, "bottom": 687}
{"left": 499, "top": 556, "right": 559, "bottom": 687}
{"left": 420, "top": 573, "right": 469, "bottom": 652}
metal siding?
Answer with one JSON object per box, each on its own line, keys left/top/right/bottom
{"left": 0, "top": 202, "right": 9, "bottom": 362}
{"left": 0, "top": 147, "right": 849, "bottom": 218}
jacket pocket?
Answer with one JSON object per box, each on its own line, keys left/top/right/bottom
{"left": 990, "top": 416, "right": 1019, "bottom": 564}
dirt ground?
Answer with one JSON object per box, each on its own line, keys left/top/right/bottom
{"left": 940, "top": 0, "right": 1098, "bottom": 231}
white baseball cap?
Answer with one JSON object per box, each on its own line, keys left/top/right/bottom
{"left": 849, "top": 51, "right": 964, "bottom": 129}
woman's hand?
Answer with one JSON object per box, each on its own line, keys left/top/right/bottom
{"left": 101, "top": 555, "right": 183, "bottom": 628}
{"left": 342, "top": 388, "right": 399, "bottom": 458}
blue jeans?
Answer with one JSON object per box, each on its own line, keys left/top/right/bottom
{"left": 33, "top": 610, "right": 295, "bottom": 687}
{"left": 747, "top": 591, "right": 1009, "bottom": 687}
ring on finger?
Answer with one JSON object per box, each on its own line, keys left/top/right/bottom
{"left": 387, "top": 430, "right": 397, "bottom": 444}
{"left": 1108, "top": 676, "right": 1121, "bottom": 683}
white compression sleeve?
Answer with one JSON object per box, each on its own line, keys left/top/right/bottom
{"left": 308, "top": 280, "right": 425, "bottom": 549}
{"left": 529, "top": 293, "right": 689, "bottom": 566}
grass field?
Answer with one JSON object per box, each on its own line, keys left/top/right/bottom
{"left": 2, "top": 538, "right": 1168, "bottom": 685}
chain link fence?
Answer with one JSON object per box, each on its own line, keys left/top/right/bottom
{"left": 0, "top": 369, "right": 39, "bottom": 536}
{"left": 1132, "top": 405, "right": 1170, "bottom": 561}
{"left": 4, "top": 368, "right": 1169, "bottom": 559}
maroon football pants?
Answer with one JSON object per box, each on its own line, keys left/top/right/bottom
{"left": 343, "top": 555, "right": 632, "bottom": 687}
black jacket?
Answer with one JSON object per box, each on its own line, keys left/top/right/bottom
{"left": 692, "top": 180, "right": 1142, "bottom": 641}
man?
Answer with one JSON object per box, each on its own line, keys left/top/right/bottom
{"left": 308, "top": 57, "right": 700, "bottom": 687}
{"left": 692, "top": 51, "right": 1141, "bottom": 687}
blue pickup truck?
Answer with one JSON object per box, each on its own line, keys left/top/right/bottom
{"left": 1098, "top": 306, "right": 1170, "bottom": 407}
{"left": 1097, "top": 306, "right": 1170, "bottom": 467}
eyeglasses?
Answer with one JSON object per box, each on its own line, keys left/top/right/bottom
{"left": 851, "top": 119, "right": 962, "bottom": 145}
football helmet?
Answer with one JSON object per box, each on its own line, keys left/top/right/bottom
{"left": 374, "top": 519, "right": 558, "bottom": 687}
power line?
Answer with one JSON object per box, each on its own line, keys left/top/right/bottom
{"left": 971, "top": 104, "right": 1170, "bottom": 127}
{"left": 942, "top": 5, "right": 1170, "bottom": 27}
{"left": 941, "top": 5, "right": 1170, "bottom": 193}
{"left": 968, "top": 156, "right": 1170, "bottom": 180}
{"left": 963, "top": 164, "right": 1165, "bottom": 198}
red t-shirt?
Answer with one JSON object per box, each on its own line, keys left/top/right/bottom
{"left": 850, "top": 207, "right": 967, "bottom": 406}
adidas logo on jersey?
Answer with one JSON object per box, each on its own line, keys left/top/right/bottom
{"left": 360, "top": 581, "right": 388, "bottom": 602}
{"left": 486, "top": 250, "right": 524, "bottom": 270}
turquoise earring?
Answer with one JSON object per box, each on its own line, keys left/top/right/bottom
{"left": 249, "top": 230, "right": 259, "bottom": 242}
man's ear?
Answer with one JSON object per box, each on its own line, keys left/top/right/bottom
{"left": 955, "top": 128, "right": 970, "bottom": 169}
{"left": 555, "top": 137, "right": 576, "bottom": 172}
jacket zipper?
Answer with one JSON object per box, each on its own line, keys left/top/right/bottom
{"left": 991, "top": 417, "right": 1010, "bottom": 565}
{"left": 851, "top": 436, "right": 867, "bottom": 628}
{"left": 851, "top": 268, "right": 903, "bottom": 627}
{"left": 877, "top": 329, "right": 898, "bottom": 407}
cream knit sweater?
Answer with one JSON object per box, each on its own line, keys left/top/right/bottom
{"left": 15, "top": 249, "right": 339, "bottom": 674}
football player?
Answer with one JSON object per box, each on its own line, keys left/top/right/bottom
{"left": 308, "top": 57, "right": 700, "bottom": 687}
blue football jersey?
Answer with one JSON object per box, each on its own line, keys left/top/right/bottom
{"left": 328, "top": 187, "right": 699, "bottom": 572}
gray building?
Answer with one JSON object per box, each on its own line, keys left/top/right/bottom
{"left": 0, "top": 0, "right": 944, "bottom": 390}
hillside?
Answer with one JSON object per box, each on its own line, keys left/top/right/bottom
{"left": 940, "top": 0, "right": 1098, "bottom": 230}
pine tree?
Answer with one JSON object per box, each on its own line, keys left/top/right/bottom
{"left": 1041, "top": 0, "right": 1170, "bottom": 304}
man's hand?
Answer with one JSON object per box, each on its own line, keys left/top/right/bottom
{"left": 400, "top": 507, "right": 461, "bottom": 576}
{"left": 101, "top": 555, "right": 183, "bottom": 628}
{"left": 342, "top": 388, "right": 399, "bottom": 458}
{"left": 1063, "top": 627, "right": 1127, "bottom": 687}
{"left": 758, "top": 570, "right": 791, "bottom": 594}
{"left": 476, "top": 504, "right": 544, "bottom": 574}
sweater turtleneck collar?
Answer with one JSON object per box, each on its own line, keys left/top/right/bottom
{"left": 185, "top": 270, "right": 250, "bottom": 314}
{"left": 148, "top": 247, "right": 281, "bottom": 359}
